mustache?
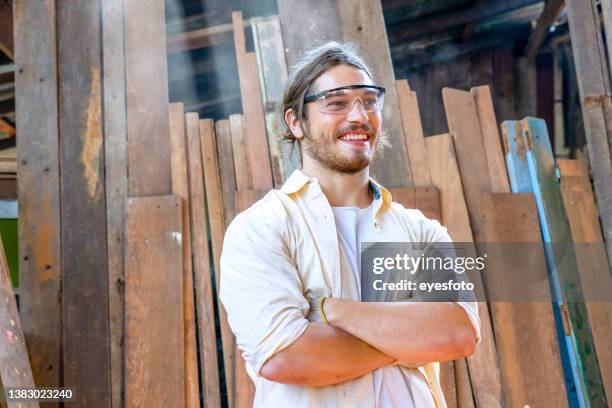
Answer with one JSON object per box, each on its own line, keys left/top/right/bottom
{"left": 335, "top": 124, "right": 374, "bottom": 137}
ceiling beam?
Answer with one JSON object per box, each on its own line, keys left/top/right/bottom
{"left": 390, "top": 0, "right": 541, "bottom": 43}
{"left": 527, "top": 0, "right": 565, "bottom": 59}
{"left": 0, "top": 1, "right": 13, "bottom": 60}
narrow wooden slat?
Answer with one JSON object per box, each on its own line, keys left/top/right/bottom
{"left": 440, "top": 362, "right": 457, "bottom": 408}
{"left": 479, "top": 193, "right": 567, "bottom": 408}
{"left": 200, "top": 118, "right": 235, "bottom": 408}
{"left": 102, "top": 0, "right": 128, "bottom": 405}
{"left": 232, "top": 11, "right": 273, "bottom": 190}
{"left": 559, "top": 168, "right": 612, "bottom": 402}
{"left": 125, "top": 0, "right": 172, "bottom": 196}
{"left": 425, "top": 133, "right": 503, "bottom": 408}
{"left": 229, "top": 114, "right": 252, "bottom": 190}
{"left": 500, "top": 121, "right": 531, "bottom": 193}
{"left": 215, "top": 119, "right": 237, "bottom": 224}
{"left": 169, "top": 103, "right": 199, "bottom": 408}
{"left": 0, "top": 238, "right": 38, "bottom": 408}
{"left": 57, "top": 1, "right": 111, "bottom": 404}
{"left": 454, "top": 358, "right": 474, "bottom": 408}
{"left": 125, "top": 195, "right": 184, "bottom": 408}
{"left": 395, "top": 79, "right": 431, "bottom": 186}
{"left": 14, "top": 0, "right": 62, "bottom": 395}
{"left": 470, "top": 86, "right": 510, "bottom": 193}
{"left": 185, "top": 113, "right": 221, "bottom": 408}
{"left": 557, "top": 158, "right": 589, "bottom": 177}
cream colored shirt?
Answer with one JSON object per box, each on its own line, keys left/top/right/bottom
{"left": 220, "top": 170, "right": 481, "bottom": 408}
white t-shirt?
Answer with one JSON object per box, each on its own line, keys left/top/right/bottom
{"left": 332, "top": 201, "right": 417, "bottom": 408}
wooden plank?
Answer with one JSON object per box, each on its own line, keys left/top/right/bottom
{"left": 215, "top": 119, "right": 237, "bottom": 224}
{"left": 169, "top": 103, "right": 199, "bottom": 408}
{"left": 443, "top": 87, "right": 492, "bottom": 239}
{"left": 102, "top": 0, "right": 128, "bottom": 405}
{"left": 527, "top": 0, "right": 565, "bottom": 60}
{"left": 125, "top": 0, "right": 172, "bottom": 196}
{"left": 479, "top": 193, "right": 567, "bottom": 408}
{"left": 440, "top": 361, "right": 457, "bottom": 408}
{"left": 229, "top": 114, "right": 252, "bottom": 190}
{"left": 167, "top": 22, "right": 237, "bottom": 54}
{"left": 559, "top": 167, "right": 612, "bottom": 403}
{"left": 557, "top": 158, "right": 589, "bottom": 177}
{"left": 57, "top": 1, "right": 111, "bottom": 404}
{"left": 0, "top": 1, "right": 13, "bottom": 60}
{"left": 501, "top": 121, "right": 532, "bottom": 192}
{"left": 200, "top": 118, "right": 235, "bottom": 408}
{"left": 454, "top": 358, "right": 474, "bottom": 408}
{"left": 125, "top": 195, "right": 184, "bottom": 408}
{"left": 470, "top": 86, "right": 510, "bottom": 193}
{"left": 521, "top": 118, "right": 606, "bottom": 405}
{"left": 185, "top": 113, "right": 221, "bottom": 408}
{"left": 14, "top": 0, "right": 62, "bottom": 397}
{"left": 425, "top": 133, "right": 503, "bottom": 408}
{"left": 388, "top": 187, "right": 440, "bottom": 221}
{"left": 338, "top": 0, "right": 412, "bottom": 187}
{"left": 0, "top": 238, "right": 38, "bottom": 408}
{"left": 396, "top": 80, "right": 431, "bottom": 186}
{"left": 0, "top": 118, "right": 15, "bottom": 138}
{"left": 232, "top": 11, "right": 273, "bottom": 190}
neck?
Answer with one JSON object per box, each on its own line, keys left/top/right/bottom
{"left": 302, "top": 160, "right": 372, "bottom": 208}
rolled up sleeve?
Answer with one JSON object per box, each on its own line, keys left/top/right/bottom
{"left": 220, "top": 205, "right": 310, "bottom": 375}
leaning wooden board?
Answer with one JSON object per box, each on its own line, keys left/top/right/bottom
{"left": 125, "top": 195, "right": 184, "bottom": 408}
{"left": 169, "top": 103, "right": 200, "bottom": 408}
{"left": 558, "top": 160, "right": 612, "bottom": 404}
{"left": 57, "top": 2, "right": 111, "bottom": 405}
{"left": 0, "top": 238, "right": 38, "bottom": 408}
{"left": 14, "top": 0, "right": 62, "bottom": 398}
{"left": 479, "top": 193, "right": 567, "bottom": 407}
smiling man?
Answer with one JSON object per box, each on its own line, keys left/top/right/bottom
{"left": 220, "top": 42, "right": 480, "bottom": 408}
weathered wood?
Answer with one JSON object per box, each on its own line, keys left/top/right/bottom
{"left": 557, "top": 158, "right": 589, "bottom": 177}
{"left": 396, "top": 80, "right": 431, "bottom": 186}
{"left": 526, "top": 0, "right": 565, "bottom": 60}
{"left": 125, "top": 0, "right": 172, "bottom": 196}
{"left": 185, "top": 113, "right": 222, "bottom": 408}
{"left": 425, "top": 133, "right": 503, "bottom": 408}
{"left": 454, "top": 358, "right": 474, "bottom": 408}
{"left": 57, "top": 1, "right": 111, "bottom": 404}
{"left": 102, "top": 0, "right": 128, "bottom": 405}
{"left": 125, "top": 195, "right": 184, "bottom": 408}
{"left": 0, "top": 1, "right": 13, "bottom": 60}
{"left": 167, "top": 21, "right": 240, "bottom": 54}
{"left": 389, "top": 187, "right": 440, "bottom": 222}
{"left": 229, "top": 114, "right": 252, "bottom": 190}
{"left": 232, "top": 11, "right": 273, "bottom": 190}
{"left": 338, "top": 0, "right": 412, "bottom": 187}
{"left": 14, "top": 0, "right": 62, "bottom": 395}
{"left": 200, "top": 118, "right": 235, "bottom": 408}
{"left": 440, "top": 361, "right": 457, "bottom": 408}
{"left": 215, "top": 119, "right": 237, "bottom": 224}
{"left": 471, "top": 86, "right": 510, "bottom": 193}
{"left": 0, "top": 238, "right": 38, "bottom": 408}
{"left": 559, "top": 163, "right": 612, "bottom": 403}
{"left": 169, "top": 103, "right": 199, "bottom": 408}
{"left": 479, "top": 193, "right": 568, "bottom": 408}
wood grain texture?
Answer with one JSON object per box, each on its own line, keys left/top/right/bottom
{"left": 440, "top": 361, "right": 457, "bottom": 408}
{"left": 185, "top": 113, "right": 221, "bottom": 408}
{"left": 559, "top": 169, "right": 612, "bottom": 403}
{"left": 229, "top": 114, "right": 252, "bottom": 190}
{"left": 14, "top": 0, "right": 62, "bottom": 396}
{"left": 470, "top": 86, "right": 510, "bottom": 193}
{"left": 396, "top": 79, "right": 431, "bottom": 186}
{"left": 102, "top": 0, "right": 128, "bottom": 405}
{"left": 338, "top": 0, "right": 412, "bottom": 187}
{"left": 169, "top": 103, "right": 199, "bottom": 408}
{"left": 232, "top": 11, "right": 273, "bottom": 190}
{"left": 557, "top": 159, "right": 589, "bottom": 177}
{"left": 388, "top": 187, "right": 440, "bottom": 222}
{"left": 443, "top": 87, "right": 492, "bottom": 239}
{"left": 57, "top": 1, "right": 111, "bottom": 405}
{"left": 454, "top": 358, "right": 474, "bottom": 408}
{"left": 125, "top": 0, "right": 172, "bottom": 196}
{"left": 215, "top": 119, "right": 237, "bottom": 224}
{"left": 0, "top": 238, "right": 38, "bottom": 408}
{"left": 425, "top": 133, "right": 503, "bottom": 408}
{"left": 200, "top": 118, "right": 235, "bottom": 408}
{"left": 125, "top": 195, "right": 184, "bottom": 408}
{"left": 479, "top": 193, "right": 567, "bottom": 408}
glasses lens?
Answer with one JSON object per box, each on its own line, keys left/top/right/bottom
{"left": 318, "top": 87, "right": 384, "bottom": 114}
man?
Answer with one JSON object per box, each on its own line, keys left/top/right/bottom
{"left": 220, "top": 42, "right": 480, "bottom": 407}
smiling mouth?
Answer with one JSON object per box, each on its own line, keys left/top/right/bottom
{"left": 338, "top": 133, "right": 370, "bottom": 141}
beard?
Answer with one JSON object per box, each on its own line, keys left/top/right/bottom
{"left": 302, "top": 123, "right": 379, "bottom": 174}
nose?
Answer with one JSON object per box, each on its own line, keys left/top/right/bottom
{"left": 345, "top": 98, "right": 369, "bottom": 123}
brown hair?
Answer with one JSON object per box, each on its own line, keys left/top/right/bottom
{"left": 280, "top": 42, "right": 378, "bottom": 154}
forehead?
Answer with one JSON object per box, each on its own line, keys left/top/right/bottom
{"left": 310, "top": 64, "right": 373, "bottom": 94}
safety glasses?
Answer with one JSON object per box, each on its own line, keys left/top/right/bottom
{"left": 303, "top": 84, "right": 386, "bottom": 115}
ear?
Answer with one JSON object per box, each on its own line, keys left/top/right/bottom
{"left": 284, "top": 108, "right": 305, "bottom": 140}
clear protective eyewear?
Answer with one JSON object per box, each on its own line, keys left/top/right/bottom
{"left": 304, "top": 84, "right": 386, "bottom": 115}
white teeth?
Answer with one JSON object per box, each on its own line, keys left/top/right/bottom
{"left": 339, "top": 133, "right": 368, "bottom": 141}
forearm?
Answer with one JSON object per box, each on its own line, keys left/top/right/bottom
{"left": 324, "top": 299, "right": 477, "bottom": 365}
{"left": 259, "top": 322, "right": 394, "bottom": 387}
